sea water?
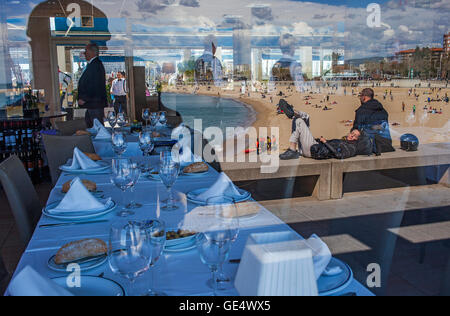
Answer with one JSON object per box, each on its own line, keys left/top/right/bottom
{"left": 162, "top": 93, "right": 256, "bottom": 140}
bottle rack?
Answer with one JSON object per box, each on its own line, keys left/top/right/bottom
{"left": 0, "top": 118, "right": 44, "bottom": 183}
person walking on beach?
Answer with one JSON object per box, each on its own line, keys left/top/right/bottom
{"left": 402, "top": 102, "right": 405, "bottom": 112}
{"left": 413, "top": 105, "right": 416, "bottom": 115}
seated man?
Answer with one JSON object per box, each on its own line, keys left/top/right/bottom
{"left": 280, "top": 118, "right": 361, "bottom": 160}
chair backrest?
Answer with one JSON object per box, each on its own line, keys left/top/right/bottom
{"left": 0, "top": 155, "right": 41, "bottom": 246}
{"left": 54, "top": 119, "right": 87, "bottom": 136}
{"left": 0, "top": 252, "right": 9, "bottom": 293}
{"left": 42, "top": 134, "right": 95, "bottom": 185}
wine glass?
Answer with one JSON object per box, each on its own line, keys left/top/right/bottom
{"left": 159, "top": 159, "right": 180, "bottom": 211}
{"left": 150, "top": 112, "right": 159, "bottom": 131}
{"left": 126, "top": 162, "right": 142, "bottom": 209}
{"left": 206, "top": 196, "right": 239, "bottom": 291}
{"left": 142, "top": 108, "right": 150, "bottom": 131}
{"left": 112, "top": 131, "right": 128, "bottom": 157}
{"left": 142, "top": 220, "right": 167, "bottom": 296}
{"left": 139, "top": 131, "right": 154, "bottom": 157}
{"left": 108, "top": 220, "right": 152, "bottom": 296}
{"left": 110, "top": 158, "right": 135, "bottom": 217}
{"left": 159, "top": 111, "right": 167, "bottom": 127}
{"left": 107, "top": 110, "right": 116, "bottom": 130}
{"left": 116, "top": 112, "right": 128, "bottom": 133}
{"left": 196, "top": 196, "right": 238, "bottom": 296}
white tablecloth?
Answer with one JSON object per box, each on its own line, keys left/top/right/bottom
{"left": 7, "top": 155, "right": 373, "bottom": 296}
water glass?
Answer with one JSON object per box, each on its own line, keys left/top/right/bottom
{"left": 142, "top": 108, "right": 151, "bottom": 130}
{"left": 116, "top": 112, "right": 128, "bottom": 132}
{"left": 126, "top": 163, "right": 142, "bottom": 209}
{"left": 108, "top": 220, "right": 152, "bottom": 296}
{"left": 142, "top": 220, "right": 167, "bottom": 296}
{"left": 112, "top": 131, "right": 128, "bottom": 157}
{"left": 110, "top": 158, "right": 134, "bottom": 217}
{"left": 159, "top": 161, "right": 179, "bottom": 211}
{"left": 150, "top": 112, "right": 159, "bottom": 131}
{"left": 159, "top": 111, "right": 167, "bottom": 127}
{"left": 107, "top": 110, "right": 116, "bottom": 130}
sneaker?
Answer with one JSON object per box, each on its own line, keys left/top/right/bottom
{"left": 279, "top": 149, "right": 300, "bottom": 160}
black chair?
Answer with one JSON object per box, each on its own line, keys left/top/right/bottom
{"left": 0, "top": 155, "right": 42, "bottom": 246}
{"left": 42, "top": 134, "right": 96, "bottom": 185}
{"left": 54, "top": 119, "right": 87, "bottom": 136}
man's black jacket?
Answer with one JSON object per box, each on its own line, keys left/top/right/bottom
{"left": 352, "top": 99, "right": 389, "bottom": 131}
{"left": 77, "top": 57, "right": 107, "bottom": 109}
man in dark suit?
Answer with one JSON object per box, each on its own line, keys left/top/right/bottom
{"left": 77, "top": 43, "right": 107, "bottom": 127}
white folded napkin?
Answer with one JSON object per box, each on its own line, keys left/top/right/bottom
{"left": 66, "top": 147, "right": 101, "bottom": 170}
{"left": 303, "top": 234, "right": 333, "bottom": 280}
{"left": 48, "top": 177, "right": 112, "bottom": 215}
{"left": 8, "top": 266, "right": 73, "bottom": 296}
{"left": 196, "top": 172, "right": 246, "bottom": 202}
{"left": 93, "top": 119, "right": 104, "bottom": 131}
{"left": 95, "top": 125, "right": 112, "bottom": 140}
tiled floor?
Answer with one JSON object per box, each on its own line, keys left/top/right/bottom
{"left": 1, "top": 180, "right": 449, "bottom": 295}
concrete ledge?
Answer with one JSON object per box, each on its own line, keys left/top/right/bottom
{"left": 330, "top": 143, "right": 450, "bottom": 199}
{"left": 221, "top": 158, "right": 332, "bottom": 201}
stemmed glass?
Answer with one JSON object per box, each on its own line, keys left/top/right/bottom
{"left": 116, "top": 112, "right": 128, "bottom": 133}
{"left": 126, "top": 162, "right": 142, "bottom": 209}
{"left": 143, "top": 220, "right": 167, "bottom": 296}
{"left": 196, "top": 196, "right": 238, "bottom": 296}
{"left": 150, "top": 112, "right": 159, "bottom": 131}
{"left": 159, "top": 153, "right": 180, "bottom": 211}
{"left": 138, "top": 131, "right": 154, "bottom": 174}
{"left": 159, "top": 111, "right": 167, "bottom": 128}
{"left": 108, "top": 220, "right": 152, "bottom": 296}
{"left": 107, "top": 110, "right": 116, "bottom": 131}
{"left": 112, "top": 131, "right": 128, "bottom": 157}
{"left": 110, "top": 158, "right": 135, "bottom": 217}
{"left": 142, "top": 108, "right": 151, "bottom": 131}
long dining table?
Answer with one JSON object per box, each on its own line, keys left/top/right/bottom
{"left": 6, "top": 139, "right": 374, "bottom": 296}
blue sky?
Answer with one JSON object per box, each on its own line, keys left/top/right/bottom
{"left": 289, "top": 0, "right": 391, "bottom": 8}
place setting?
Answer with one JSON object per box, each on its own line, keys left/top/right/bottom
{"left": 59, "top": 147, "right": 110, "bottom": 175}
{"left": 43, "top": 177, "right": 117, "bottom": 221}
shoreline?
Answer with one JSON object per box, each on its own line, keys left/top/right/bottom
{"left": 165, "top": 84, "right": 450, "bottom": 151}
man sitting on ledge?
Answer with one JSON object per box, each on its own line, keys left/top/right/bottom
{"left": 280, "top": 118, "right": 361, "bottom": 160}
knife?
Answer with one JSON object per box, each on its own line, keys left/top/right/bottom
{"left": 39, "top": 220, "right": 109, "bottom": 228}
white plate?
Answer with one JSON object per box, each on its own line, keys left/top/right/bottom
{"left": 59, "top": 160, "right": 110, "bottom": 174}
{"left": 164, "top": 239, "right": 197, "bottom": 253}
{"left": 186, "top": 188, "right": 251, "bottom": 205}
{"left": 43, "top": 200, "right": 117, "bottom": 221}
{"left": 318, "top": 258, "right": 354, "bottom": 296}
{"left": 52, "top": 276, "right": 125, "bottom": 296}
{"left": 48, "top": 254, "right": 107, "bottom": 273}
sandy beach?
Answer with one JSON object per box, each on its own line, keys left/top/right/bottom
{"left": 165, "top": 83, "right": 450, "bottom": 153}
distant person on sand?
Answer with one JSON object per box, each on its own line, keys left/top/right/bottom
{"left": 194, "top": 35, "right": 224, "bottom": 87}
{"left": 269, "top": 34, "right": 304, "bottom": 92}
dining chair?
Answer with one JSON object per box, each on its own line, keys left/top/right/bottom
{"left": 42, "top": 134, "right": 96, "bottom": 185}
{"left": 54, "top": 119, "right": 87, "bottom": 136}
{"left": 0, "top": 155, "right": 42, "bottom": 247}
{"left": 0, "top": 252, "right": 9, "bottom": 293}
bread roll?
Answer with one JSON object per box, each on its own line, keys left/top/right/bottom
{"left": 221, "top": 201, "right": 261, "bottom": 218}
{"left": 62, "top": 179, "right": 97, "bottom": 193}
{"left": 83, "top": 152, "right": 102, "bottom": 161}
{"left": 54, "top": 239, "right": 107, "bottom": 265}
{"left": 75, "top": 130, "right": 91, "bottom": 136}
{"left": 183, "top": 162, "right": 208, "bottom": 174}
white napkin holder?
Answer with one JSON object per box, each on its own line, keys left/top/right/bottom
{"left": 234, "top": 231, "right": 318, "bottom": 296}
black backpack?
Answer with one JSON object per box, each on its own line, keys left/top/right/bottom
{"left": 311, "top": 140, "right": 358, "bottom": 160}
{"left": 278, "top": 99, "right": 296, "bottom": 119}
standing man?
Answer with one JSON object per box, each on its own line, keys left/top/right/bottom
{"left": 77, "top": 43, "right": 107, "bottom": 127}
{"left": 110, "top": 71, "right": 128, "bottom": 114}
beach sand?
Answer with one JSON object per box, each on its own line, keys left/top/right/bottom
{"left": 165, "top": 84, "right": 450, "bottom": 153}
